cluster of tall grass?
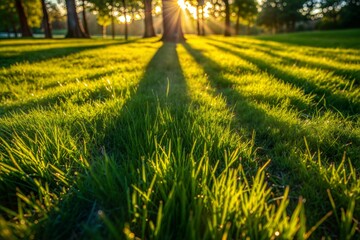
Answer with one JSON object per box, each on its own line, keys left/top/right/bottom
{"left": 0, "top": 30, "right": 359, "bottom": 239}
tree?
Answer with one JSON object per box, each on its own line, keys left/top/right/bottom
{"left": 311, "top": 0, "right": 360, "bottom": 29}
{"left": 89, "top": 0, "right": 113, "bottom": 37}
{"left": 121, "top": 0, "right": 129, "bottom": 40}
{"left": 89, "top": 0, "right": 122, "bottom": 39}
{"left": 258, "top": 0, "right": 306, "bottom": 33}
{"left": 197, "top": 0, "right": 205, "bottom": 35}
{"left": 81, "top": 0, "right": 90, "bottom": 35}
{"left": 97, "top": 12, "right": 112, "bottom": 37}
{"left": 65, "top": 0, "right": 89, "bottom": 38}
{"left": 47, "top": 2, "right": 66, "bottom": 30}
{"left": 281, "top": 0, "right": 306, "bottom": 32}
{"left": 161, "top": 0, "right": 185, "bottom": 42}
{"left": 0, "top": 0, "right": 19, "bottom": 37}
{"left": 143, "top": 0, "right": 156, "bottom": 37}
{"left": 110, "top": 1, "right": 116, "bottom": 39}
{"left": 258, "top": 0, "right": 282, "bottom": 33}
{"left": 223, "top": 0, "right": 231, "bottom": 36}
{"left": 15, "top": 0, "right": 33, "bottom": 37}
{"left": 340, "top": 0, "right": 360, "bottom": 28}
{"left": 233, "top": 0, "right": 257, "bottom": 35}
{"left": 41, "top": 0, "right": 52, "bottom": 38}
{"left": 208, "top": 0, "right": 232, "bottom": 36}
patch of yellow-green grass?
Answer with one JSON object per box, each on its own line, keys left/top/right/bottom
{"left": 1, "top": 31, "right": 359, "bottom": 239}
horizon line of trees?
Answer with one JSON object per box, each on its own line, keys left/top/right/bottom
{"left": 0, "top": 0, "right": 359, "bottom": 42}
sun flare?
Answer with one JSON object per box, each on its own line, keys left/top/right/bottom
{"left": 177, "top": 0, "right": 187, "bottom": 10}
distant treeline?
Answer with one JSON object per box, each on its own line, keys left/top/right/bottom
{"left": 0, "top": 0, "right": 359, "bottom": 38}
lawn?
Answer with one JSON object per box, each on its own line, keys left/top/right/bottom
{"left": 0, "top": 29, "right": 359, "bottom": 239}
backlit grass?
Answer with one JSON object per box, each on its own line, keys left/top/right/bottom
{"left": 0, "top": 29, "right": 359, "bottom": 239}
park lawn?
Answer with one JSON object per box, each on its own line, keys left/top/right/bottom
{"left": 0, "top": 29, "right": 359, "bottom": 239}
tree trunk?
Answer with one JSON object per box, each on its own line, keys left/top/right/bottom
{"left": 122, "top": 0, "right": 128, "bottom": 40}
{"left": 223, "top": 0, "right": 231, "bottom": 36}
{"left": 102, "top": 25, "right": 106, "bottom": 38}
{"left": 201, "top": 5, "right": 205, "bottom": 36}
{"left": 65, "top": 0, "right": 88, "bottom": 38}
{"left": 124, "top": 18, "right": 128, "bottom": 41}
{"left": 111, "top": 3, "right": 115, "bottom": 39}
{"left": 41, "top": 0, "right": 52, "bottom": 38}
{"left": 82, "top": 0, "right": 90, "bottom": 35}
{"left": 235, "top": 9, "right": 240, "bottom": 35}
{"left": 143, "top": 0, "right": 156, "bottom": 38}
{"left": 161, "top": 0, "right": 185, "bottom": 42}
{"left": 15, "top": 0, "right": 32, "bottom": 37}
{"left": 196, "top": 6, "right": 200, "bottom": 35}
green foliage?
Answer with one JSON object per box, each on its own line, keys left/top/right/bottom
{"left": 303, "top": 0, "right": 360, "bottom": 29}
{"left": 232, "top": 0, "right": 258, "bottom": 31}
{"left": 258, "top": 0, "right": 307, "bottom": 32}
{"left": 0, "top": 0, "right": 42, "bottom": 35}
{"left": 89, "top": 0, "right": 143, "bottom": 27}
{"left": 0, "top": 30, "right": 360, "bottom": 239}
{"left": 23, "top": 0, "right": 42, "bottom": 28}
{"left": 233, "top": 0, "right": 257, "bottom": 19}
{"left": 0, "top": 0, "right": 18, "bottom": 33}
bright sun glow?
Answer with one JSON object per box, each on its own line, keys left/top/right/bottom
{"left": 155, "top": 5, "right": 161, "bottom": 14}
{"left": 177, "top": 0, "right": 187, "bottom": 10}
{"left": 177, "top": 0, "right": 212, "bottom": 20}
{"left": 119, "top": 15, "right": 131, "bottom": 23}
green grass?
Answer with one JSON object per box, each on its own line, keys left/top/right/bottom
{"left": 0, "top": 29, "right": 359, "bottom": 239}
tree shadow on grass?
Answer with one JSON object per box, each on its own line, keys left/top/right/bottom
{"left": 207, "top": 38, "right": 360, "bottom": 84}
{"left": 101, "top": 42, "right": 190, "bottom": 157}
{"left": 182, "top": 41, "right": 360, "bottom": 236}
{"left": 0, "top": 39, "right": 139, "bottom": 68}
{"left": 181, "top": 42, "right": 313, "bottom": 158}
{"left": 39, "top": 42, "right": 192, "bottom": 239}
{"left": 0, "top": 68, "right": 122, "bottom": 117}
{"left": 206, "top": 40, "right": 360, "bottom": 116}
{"left": 184, "top": 41, "right": 360, "bottom": 162}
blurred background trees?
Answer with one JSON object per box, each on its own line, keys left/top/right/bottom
{"left": 0, "top": 0, "right": 359, "bottom": 39}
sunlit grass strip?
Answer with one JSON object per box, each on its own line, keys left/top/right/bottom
{"left": 183, "top": 37, "right": 359, "bottom": 237}
{"left": 0, "top": 32, "right": 359, "bottom": 239}
{"left": 79, "top": 104, "right": 309, "bottom": 239}
{"left": 204, "top": 38, "right": 360, "bottom": 115}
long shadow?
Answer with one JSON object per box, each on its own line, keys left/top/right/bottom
{"left": 0, "top": 68, "right": 122, "bottom": 117}
{"left": 181, "top": 42, "right": 315, "bottom": 156}
{"left": 38, "top": 43, "right": 192, "bottom": 239}
{"left": 207, "top": 38, "right": 360, "bottom": 84}
{"left": 188, "top": 41, "right": 360, "bottom": 160}
{"left": 0, "top": 39, "right": 139, "bottom": 68}
{"left": 182, "top": 41, "right": 360, "bottom": 233}
{"left": 206, "top": 41, "right": 360, "bottom": 116}
{"left": 102, "top": 42, "right": 191, "bottom": 158}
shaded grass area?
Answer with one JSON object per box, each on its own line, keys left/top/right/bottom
{"left": 0, "top": 30, "right": 360, "bottom": 239}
